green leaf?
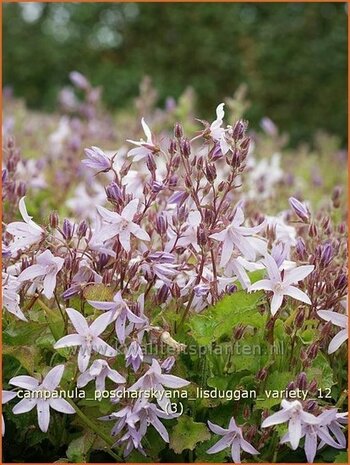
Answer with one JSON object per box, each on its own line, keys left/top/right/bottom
{"left": 189, "top": 290, "right": 265, "bottom": 345}
{"left": 170, "top": 415, "right": 210, "bottom": 454}
{"left": 3, "top": 344, "right": 40, "bottom": 375}
{"left": 83, "top": 284, "right": 114, "bottom": 302}
{"left": 66, "top": 432, "right": 96, "bottom": 462}
{"left": 306, "top": 353, "right": 334, "bottom": 390}
{"left": 333, "top": 451, "right": 348, "bottom": 463}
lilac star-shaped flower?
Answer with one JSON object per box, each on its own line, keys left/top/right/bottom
{"left": 9, "top": 365, "right": 75, "bottom": 432}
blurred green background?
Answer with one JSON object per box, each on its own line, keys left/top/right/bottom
{"left": 3, "top": 2, "right": 347, "bottom": 146}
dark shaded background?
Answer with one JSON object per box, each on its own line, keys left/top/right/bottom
{"left": 3, "top": 2, "right": 348, "bottom": 145}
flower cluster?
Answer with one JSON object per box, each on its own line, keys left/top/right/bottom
{"left": 2, "top": 85, "right": 347, "bottom": 463}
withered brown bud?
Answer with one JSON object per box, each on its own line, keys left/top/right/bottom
{"left": 49, "top": 211, "right": 59, "bottom": 229}
{"left": 174, "top": 123, "right": 183, "bottom": 139}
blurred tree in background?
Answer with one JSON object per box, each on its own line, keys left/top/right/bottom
{"left": 3, "top": 2, "right": 347, "bottom": 145}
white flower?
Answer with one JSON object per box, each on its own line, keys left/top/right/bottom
{"left": 317, "top": 304, "right": 348, "bottom": 354}
{"left": 18, "top": 250, "right": 64, "bottom": 299}
{"left": 262, "top": 400, "right": 318, "bottom": 450}
{"left": 210, "top": 206, "right": 266, "bottom": 267}
{"left": 209, "top": 103, "right": 231, "bottom": 155}
{"left": 249, "top": 253, "right": 314, "bottom": 315}
{"left": 54, "top": 308, "right": 117, "bottom": 372}
{"left": 2, "top": 273, "right": 27, "bottom": 321}
{"left": 6, "top": 197, "right": 44, "bottom": 253}
{"left": 77, "top": 359, "right": 126, "bottom": 393}
{"left": 9, "top": 365, "right": 75, "bottom": 432}
{"left": 127, "top": 118, "right": 157, "bottom": 161}
{"left": 97, "top": 199, "right": 150, "bottom": 253}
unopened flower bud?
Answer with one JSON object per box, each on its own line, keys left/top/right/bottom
{"left": 181, "top": 139, "right": 191, "bottom": 158}
{"left": 106, "top": 182, "right": 122, "bottom": 202}
{"left": 308, "top": 222, "right": 317, "bottom": 238}
{"left": 305, "top": 400, "right": 318, "bottom": 413}
{"left": 77, "top": 220, "right": 88, "bottom": 238}
{"left": 156, "top": 213, "right": 167, "bottom": 235}
{"left": 256, "top": 367, "right": 268, "bottom": 382}
{"left": 334, "top": 274, "right": 347, "bottom": 289}
{"left": 16, "top": 181, "right": 26, "bottom": 197}
{"left": 243, "top": 406, "right": 250, "bottom": 420}
{"left": 320, "top": 243, "right": 333, "bottom": 266}
{"left": 308, "top": 379, "right": 317, "bottom": 394}
{"left": 307, "top": 342, "right": 319, "bottom": 361}
{"left": 161, "top": 356, "right": 176, "bottom": 373}
{"left": 62, "top": 219, "right": 74, "bottom": 240}
{"left": 171, "top": 282, "right": 181, "bottom": 299}
{"left": 287, "top": 381, "right": 296, "bottom": 391}
{"left": 296, "top": 237, "right": 307, "bottom": 260}
{"left": 62, "top": 285, "right": 81, "bottom": 300}
{"left": 151, "top": 180, "right": 163, "bottom": 193}
{"left": 174, "top": 123, "right": 183, "bottom": 139}
{"left": 169, "top": 139, "right": 177, "bottom": 155}
{"left": 332, "top": 186, "right": 342, "bottom": 208}
{"left": 157, "top": 284, "right": 169, "bottom": 304}
{"left": 205, "top": 163, "right": 217, "bottom": 182}
{"left": 146, "top": 154, "right": 157, "bottom": 173}
{"left": 320, "top": 320, "right": 333, "bottom": 338}
{"left": 226, "top": 284, "right": 237, "bottom": 294}
{"left": 295, "top": 307, "right": 305, "bottom": 329}
{"left": 49, "top": 211, "right": 59, "bottom": 229}
{"left": 289, "top": 197, "right": 310, "bottom": 223}
{"left": 296, "top": 372, "right": 307, "bottom": 390}
{"left": 233, "top": 324, "right": 245, "bottom": 340}
{"left": 197, "top": 224, "right": 207, "bottom": 247}
{"left": 98, "top": 253, "right": 109, "bottom": 269}
{"left": 232, "top": 120, "right": 245, "bottom": 140}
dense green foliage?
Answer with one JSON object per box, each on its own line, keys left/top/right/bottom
{"left": 3, "top": 3, "right": 347, "bottom": 145}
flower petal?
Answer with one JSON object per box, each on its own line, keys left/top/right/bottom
{"left": 284, "top": 286, "right": 311, "bottom": 305}
{"left": 42, "top": 364, "right": 65, "bottom": 390}
{"left": 13, "top": 397, "right": 37, "bottom": 414}
{"left": 54, "top": 334, "right": 83, "bottom": 349}
{"left": 49, "top": 398, "right": 75, "bottom": 414}
{"left": 9, "top": 375, "right": 39, "bottom": 390}
{"left": 66, "top": 308, "right": 89, "bottom": 334}
{"left": 37, "top": 400, "right": 50, "bottom": 432}
{"left": 328, "top": 329, "right": 348, "bottom": 354}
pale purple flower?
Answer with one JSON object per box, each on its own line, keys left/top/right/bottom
{"left": 9, "top": 365, "right": 75, "bottom": 432}
{"left": 207, "top": 417, "right": 259, "bottom": 463}
{"left": 125, "top": 341, "right": 144, "bottom": 372}
{"left": 100, "top": 405, "right": 139, "bottom": 437}
{"left": 88, "top": 291, "right": 145, "bottom": 344}
{"left": 128, "top": 359, "right": 190, "bottom": 410}
{"left": 209, "top": 103, "right": 231, "bottom": 155}
{"left": 161, "top": 356, "right": 176, "bottom": 373}
{"left": 167, "top": 210, "right": 201, "bottom": 253}
{"left": 2, "top": 390, "right": 17, "bottom": 435}
{"left": 249, "top": 253, "right": 314, "bottom": 315}
{"left": 127, "top": 118, "right": 157, "bottom": 161}
{"left": 317, "top": 308, "right": 348, "bottom": 354}
{"left": 69, "top": 71, "right": 90, "bottom": 90}
{"left": 318, "top": 410, "right": 348, "bottom": 448}
{"left": 289, "top": 197, "right": 310, "bottom": 223}
{"left": 210, "top": 206, "right": 266, "bottom": 266}
{"left": 2, "top": 273, "right": 27, "bottom": 321}
{"left": 82, "top": 146, "right": 112, "bottom": 172}
{"left": 6, "top": 197, "right": 44, "bottom": 252}
{"left": 280, "top": 409, "right": 345, "bottom": 462}
{"left": 97, "top": 199, "right": 150, "bottom": 252}
{"left": 18, "top": 250, "right": 64, "bottom": 299}
{"left": 118, "top": 427, "right": 145, "bottom": 457}
{"left": 53, "top": 308, "right": 117, "bottom": 372}
{"left": 135, "top": 398, "right": 177, "bottom": 443}
{"left": 77, "top": 359, "right": 126, "bottom": 393}
{"left": 261, "top": 400, "right": 319, "bottom": 450}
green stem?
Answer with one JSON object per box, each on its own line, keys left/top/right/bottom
{"left": 67, "top": 398, "right": 122, "bottom": 462}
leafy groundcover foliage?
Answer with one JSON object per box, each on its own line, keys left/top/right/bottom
{"left": 2, "top": 73, "right": 348, "bottom": 463}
